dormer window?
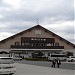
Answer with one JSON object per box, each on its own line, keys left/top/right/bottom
{"left": 55, "top": 42, "right": 59, "bottom": 46}
{"left": 15, "top": 41, "right": 20, "bottom": 45}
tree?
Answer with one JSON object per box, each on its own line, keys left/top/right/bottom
{"left": 32, "top": 51, "right": 44, "bottom": 58}
{"left": 66, "top": 51, "right": 73, "bottom": 57}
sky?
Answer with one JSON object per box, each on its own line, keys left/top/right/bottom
{"left": 0, "top": 0, "right": 74, "bottom": 44}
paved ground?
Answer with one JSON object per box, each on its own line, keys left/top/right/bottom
{"left": 15, "top": 60, "right": 75, "bottom": 70}
{"left": 14, "top": 63, "right": 75, "bottom": 75}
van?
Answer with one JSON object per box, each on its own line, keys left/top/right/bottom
{"left": 0, "top": 57, "right": 16, "bottom": 75}
{"left": 48, "top": 54, "right": 66, "bottom": 61}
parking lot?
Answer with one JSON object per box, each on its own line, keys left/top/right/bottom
{"left": 14, "top": 60, "right": 75, "bottom": 75}
{"left": 15, "top": 60, "right": 75, "bottom": 70}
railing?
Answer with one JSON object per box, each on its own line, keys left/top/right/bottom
{"left": 10, "top": 45, "right": 64, "bottom": 49}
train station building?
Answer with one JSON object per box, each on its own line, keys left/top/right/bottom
{"left": 0, "top": 25, "right": 75, "bottom": 58}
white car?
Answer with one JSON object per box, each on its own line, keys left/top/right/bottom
{"left": 13, "top": 56, "right": 22, "bottom": 60}
{"left": 67, "top": 56, "right": 75, "bottom": 62}
{"left": 0, "top": 57, "right": 16, "bottom": 75}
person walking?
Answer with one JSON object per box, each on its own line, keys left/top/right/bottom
{"left": 56, "top": 58, "right": 61, "bottom": 68}
{"left": 51, "top": 59, "right": 56, "bottom": 68}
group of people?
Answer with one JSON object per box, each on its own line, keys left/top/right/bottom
{"left": 51, "top": 58, "right": 61, "bottom": 68}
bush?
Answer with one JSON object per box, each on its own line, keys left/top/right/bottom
{"left": 24, "top": 58, "right": 47, "bottom": 61}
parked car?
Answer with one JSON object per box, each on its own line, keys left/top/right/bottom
{"left": 67, "top": 56, "right": 75, "bottom": 62}
{"left": 0, "top": 57, "right": 16, "bottom": 75}
{"left": 13, "top": 56, "right": 22, "bottom": 60}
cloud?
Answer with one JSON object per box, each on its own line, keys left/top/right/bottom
{"left": 0, "top": 0, "right": 74, "bottom": 22}
{"left": 0, "top": 0, "right": 74, "bottom": 44}
{"left": 0, "top": 32, "right": 13, "bottom": 40}
{"left": 43, "top": 21, "right": 74, "bottom": 44}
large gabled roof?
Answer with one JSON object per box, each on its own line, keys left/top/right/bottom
{"left": 0, "top": 25, "right": 75, "bottom": 48}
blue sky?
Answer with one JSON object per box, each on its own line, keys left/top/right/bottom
{"left": 0, "top": 0, "right": 74, "bottom": 44}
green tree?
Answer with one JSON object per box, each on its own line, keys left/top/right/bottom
{"left": 32, "top": 51, "right": 44, "bottom": 58}
{"left": 66, "top": 51, "right": 73, "bottom": 57}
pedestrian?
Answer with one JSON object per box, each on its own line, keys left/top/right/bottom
{"left": 51, "top": 59, "right": 56, "bottom": 68}
{"left": 56, "top": 58, "right": 61, "bottom": 68}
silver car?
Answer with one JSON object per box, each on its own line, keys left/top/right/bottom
{"left": 0, "top": 57, "right": 16, "bottom": 75}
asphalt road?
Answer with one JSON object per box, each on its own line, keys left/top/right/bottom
{"left": 15, "top": 60, "right": 75, "bottom": 70}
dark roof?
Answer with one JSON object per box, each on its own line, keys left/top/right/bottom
{"left": 0, "top": 25, "right": 75, "bottom": 47}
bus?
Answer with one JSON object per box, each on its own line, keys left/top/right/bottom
{"left": 0, "top": 57, "right": 16, "bottom": 75}
{"left": 48, "top": 54, "right": 67, "bottom": 61}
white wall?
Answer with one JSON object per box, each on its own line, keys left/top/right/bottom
{"left": 0, "top": 54, "right": 9, "bottom": 57}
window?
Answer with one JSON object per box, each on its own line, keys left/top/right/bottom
{"left": 31, "top": 38, "right": 33, "bottom": 40}
{"left": 47, "top": 43, "right": 51, "bottom": 46}
{"left": 44, "top": 39, "right": 46, "bottom": 41}
{"left": 51, "top": 43, "right": 54, "bottom": 46}
{"left": 35, "top": 30, "right": 41, "bottom": 34}
{"left": 15, "top": 41, "right": 20, "bottom": 45}
{"left": 55, "top": 42, "right": 59, "bottom": 46}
